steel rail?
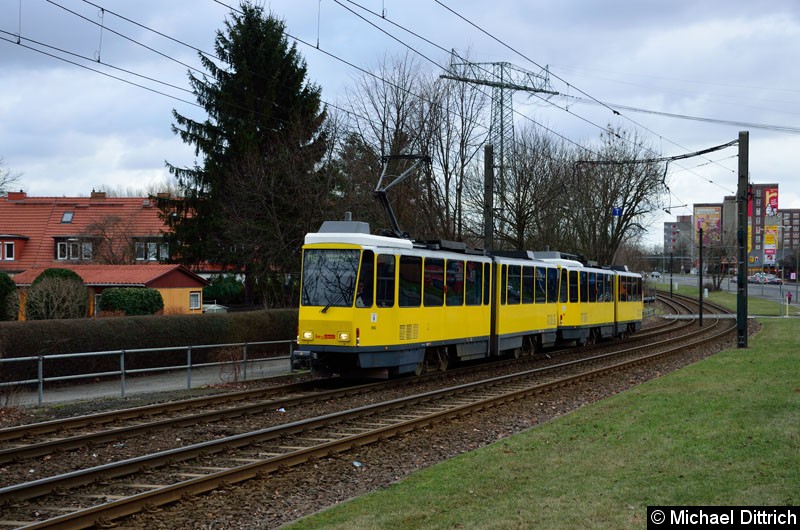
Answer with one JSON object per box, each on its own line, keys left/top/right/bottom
{"left": 1, "top": 308, "right": 734, "bottom": 528}
{"left": 1, "top": 298, "right": 681, "bottom": 455}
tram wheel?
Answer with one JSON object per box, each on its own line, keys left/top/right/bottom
{"left": 437, "top": 349, "right": 450, "bottom": 371}
{"left": 414, "top": 361, "right": 426, "bottom": 376}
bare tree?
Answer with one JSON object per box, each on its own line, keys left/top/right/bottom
{"left": 97, "top": 178, "right": 182, "bottom": 198}
{"left": 702, "top": 227, "right": 737, "bottom": 290}
{"left": 81, "top": 215, "right": 141, "bottom": 264}
{"left": 0, "top": 158, "right": 22, "bottom": 195}
{"left": 25, "top": 278, "right": 88, "bottom": 320}
{"left": 416, "top": 64, "right": 488, "bottom": 241}
{"left": 489, "top": 125, "right": 573, "bottom": 251}
{"left": 343, "top": 52, "right": 429, "bottom": 236}
{"left": 568, "top": 126, "right": 665, "bottom": 264}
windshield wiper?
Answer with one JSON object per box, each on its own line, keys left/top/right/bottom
{"left": 320, "top": 293, "right": 344, "bottom": 313}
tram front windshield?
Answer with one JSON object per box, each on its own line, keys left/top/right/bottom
{"left": 301, "top": 249, "right": 360, "bottom": 307}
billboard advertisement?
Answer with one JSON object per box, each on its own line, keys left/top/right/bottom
{"left": 694, "top": 205, "right": 722, "bottom": 247}
{"left": 764, "top": 225, "right": 780, "bottom": 265}
{"left": 765, "top": 187, "right": 779, "bottom": 217}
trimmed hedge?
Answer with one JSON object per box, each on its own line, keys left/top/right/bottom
{"left": 99, "top": 287, "right": 165, "bottom": 315}
{"left": 0, "top": 309, "right": 298, "bottom": 382}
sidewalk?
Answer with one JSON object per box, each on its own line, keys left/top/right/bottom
{"left": 13, "top": 357, "right": 294, "bottom": 408}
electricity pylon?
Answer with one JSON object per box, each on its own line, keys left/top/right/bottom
{"left": 441, "top": 54, "right": 556, "bottom": 243}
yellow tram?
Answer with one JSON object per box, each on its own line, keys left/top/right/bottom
{"left": 297, "top": 220, "right": 643, "bottom": 377}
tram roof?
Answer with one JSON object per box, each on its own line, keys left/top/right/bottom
{"left": 304, "top": 231, "right": 414, "bottom": 249}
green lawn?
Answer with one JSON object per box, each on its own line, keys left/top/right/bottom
{"left": 651, "top": 280, "right": 800, "bottom": 317}
{"left": 287, "top": 318, "right": 799, "bottom": 530}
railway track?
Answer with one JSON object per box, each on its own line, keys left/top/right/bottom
{"left": 0, "top": 295, "right": 736, "bottom": 529}
{"left": 0, "top": 295, "right": 690, "bottom": 467}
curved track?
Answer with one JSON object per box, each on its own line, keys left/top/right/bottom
{"left": 0, "top": 294, "right": 736, "bottom": 529}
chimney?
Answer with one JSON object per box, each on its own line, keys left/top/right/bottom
{"left": 90, "top": 190, "right": 107, "bottom": 200}
{"left": 7, "top": 190, "right": 26, "bottom": 201}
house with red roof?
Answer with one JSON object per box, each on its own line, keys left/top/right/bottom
{"left": 0, "top": 190, "right": 170, "bottom": 275}
{"left": 1, "top": 190, "right": 213, "bottom": 319}
{"left": 12, "top": 264, "right": 208, "bottom": 319}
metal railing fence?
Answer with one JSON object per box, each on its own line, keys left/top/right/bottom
{"left": 0, "top": 339, "right": 296, "bottom": 406}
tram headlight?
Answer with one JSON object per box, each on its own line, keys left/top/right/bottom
{"left": 301, "top": 330, "right": 313, "bottom": 341}
{"left": 338, "top": 331, "right": 350, "bottom": 342}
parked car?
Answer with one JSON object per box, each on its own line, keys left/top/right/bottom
{"left": 650, "top": 271, "right": 662, "bottom": 279}
{"left": 766, "top": 275, "right": 783, "bottom": 285}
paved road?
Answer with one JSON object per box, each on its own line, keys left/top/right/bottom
{"left": 658, "top": 275, "right": 799, "bottom": 305}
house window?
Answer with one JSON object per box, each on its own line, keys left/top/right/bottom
{"left": 57, "top": 240, "right": 92, "bottom": 261}
{"left": 136, "top": 240, "right": 168, "bottom": 261}
{"left": 61, "top": 211, "right": 74, "bottom": 223}
{"left": 2, "top": 242, "right": 13, "bottom": 260}
{"left": 189, "top": 291, "right": 201, "bottom": 310}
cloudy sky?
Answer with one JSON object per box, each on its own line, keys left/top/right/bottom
{"left": 2, "top": 0, "right": 799, "bottom": 248}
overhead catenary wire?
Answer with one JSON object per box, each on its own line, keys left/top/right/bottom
{"left": 4, "top": 0, "right": 747, "bottom": 196}
{"left": 431, "top": 0, "right": 741, "bottom": 188}
{"left": 337, "top": 0, "right": 741, "bottom": 197}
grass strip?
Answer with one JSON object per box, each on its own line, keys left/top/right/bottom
{"left": 288, "top": 318, "right": 799, "bottom": 529}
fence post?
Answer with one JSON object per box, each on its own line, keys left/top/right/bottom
{"left": 242, "top": 342, "right": 249, "bottom": 382}
{"left": 289, "top": 340, "right": 295, "bottom": 373}
{"left": 120, "top": 350, "right": 126, "bottom": 399}
{"left": 187, "top": 345, "right": 193, "bottom": 390}
{"left": 37, "top": 355, "right": 44, "bottom": 406}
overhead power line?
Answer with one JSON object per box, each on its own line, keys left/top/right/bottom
{"left": 561, "top": 95, "right": 800, "bottom": 134}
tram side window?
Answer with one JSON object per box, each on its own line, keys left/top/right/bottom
{"left": 376, "top": 254, "right": 396, "bottom": 307}
{"left": 424, "top": 257, "right": 444, "bottom": 306}
{"left": 548, "top": 268, "right": 559, "bottom": 303}
{"left": 596, "top": 273, "right": 608, "bottom": 302}
{"left": 446, "top": 259, "right": 465, "bottom": 306}
{"left": 580, "top": 271, "right": 588, "bottom": 303}
{"left": 619, "top": 276, "right": 628, "bottom": 301}
{"left": 607, "top": 274, "right": 614, "bottom": 302}
{"left": 356, "top": 250, "right": 375, "bottom": 308}
{"left": 522, "top": 266, "right": 534, "bottom": 304}
{"left": 569, "top": 270, "right": 579, "bottom": 303}
{"left": 506, "top": 265, "right": 521, "bottom": 304}
{"left": 483, "top": 263, "right": 491, "bottom": 305}
{"left": 588, "top": 272, "right": 597, "bottom": 303}
{"left": 535, "top": 267, "right": 547, "bottom": 303}
{"left": 399, "top": 255, "right": 422, "bottom": 307}
{"left": 635, "top": 276, "right": 642, "bottom": 301}
{"left": 559, "top": 268, "right": 568, "bottom": 303}
{"left": 465, "top": 260, "right": 483, "bottom": 306}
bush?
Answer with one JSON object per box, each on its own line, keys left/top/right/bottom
{"left": 31, "top": 267, "right": 83, "bottom": 285}
{"left": 25, "top": 269, "right": 88, "bottom": 320}
{"left": 99, "top": 287, "right": 164, "bottom": 316}
{"left": 0, "top": 272, "right": 15, "bottom": 321}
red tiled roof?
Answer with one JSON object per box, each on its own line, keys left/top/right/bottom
{"left": 12, "top": 264, "right": 207, "bottom": 287}
{"left": 0, "top": 192, "right": 169, "bottom": 273}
